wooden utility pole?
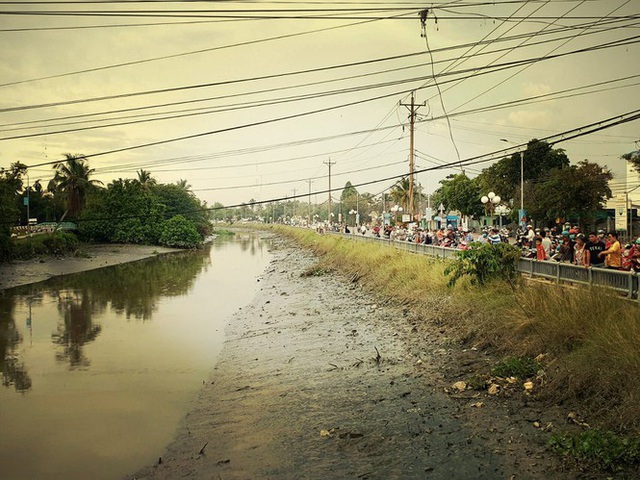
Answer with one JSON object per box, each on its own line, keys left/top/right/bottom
{"left": 400, "top": 92, "right": 425, "bottom": 222}
{"left": 323, "top": 159, "right": 335, "bottom": 223}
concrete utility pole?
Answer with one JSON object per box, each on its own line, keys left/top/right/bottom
{"left": 400, "top": 92, "right": 425, "bottom": 223}
{"left": 307, "top": 179, "right": 313, "bottom": 222}
{"left": 324, "top": 159, "right": 336, "bottom": 223}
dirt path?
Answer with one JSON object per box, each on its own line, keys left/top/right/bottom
{"left": 131, "top": 238, "right": 573, "bottom": 480}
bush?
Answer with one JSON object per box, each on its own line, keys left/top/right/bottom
{"left": 159, "top": 215, "right": 202, "bottom": 249}
{"left": 10, "top": 232, "right": 79, "bottom": 259}
{"left": 444, "top": 242, "right": 522, "bottom": 286}
{"left": 548, "top": 429, "right": 640, "bottom": 472}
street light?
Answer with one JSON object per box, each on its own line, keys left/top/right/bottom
{"left": 481, "top": 192, "right": 501, "bottom": 227}
{"left": 391, "top": 204, "right": 403, "bottom": 223}
{"left": 349, "top": 208, "right": 357, "bottom": 228}
{"left": 500, "top": 139, "right": 525, "bottom": 227}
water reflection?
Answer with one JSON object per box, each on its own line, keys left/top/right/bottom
{"left": 0, "top": 234, "right": 272, "bottom": 480}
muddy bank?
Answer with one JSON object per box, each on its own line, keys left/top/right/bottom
{"left": 131, "top": 237, "right": 573, "bottom": 480}
{"left": 0, "top": 244, "right": 179, "bottom": 291}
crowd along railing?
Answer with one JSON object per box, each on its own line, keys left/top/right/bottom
{"left": 333, "top": 232, "right": 639, "bottom": 301}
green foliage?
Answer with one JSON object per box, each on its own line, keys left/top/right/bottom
{"left": 477, "top": 139, "right": 569, "bottom": 206}
{"left": 153, "top": 183, "right": 211, "bottom": 237}
{"left": 548, "top": 429, "right": 640, "bottom": 472}
{"left": 622, "top": 150, "right": 640, "bottom": 175}
{"left": 11, "top": 232, "right": 79, "bottom": 259}
{"left": 444, "top": 242, "right": 522, "bottom": 286}
{"left": 159, "top": 215, "right": 202, "bottom": 249}
{"left": 491, "top": 356, "right": 540, "bottom": 378}
{"left": 78, "top": 179, "right": 164, "bottom": 244}
{"left": 435, "top": 173, "right": 483, "bottom": 218}
{"left": 527, "top": 160, "right": 612, "bottom": 225}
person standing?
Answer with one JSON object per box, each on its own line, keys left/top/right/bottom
{"left": 599, "top": 231, "right": 622, "bottom": 269}
{"left": 540, "top": 229, "right": 553, "bottom": 258}
{"left": 573, "top": 234, "right": 589, "bottom": 267}
{"left": 535, "top": 237, "right": 548, "bottom": 260}
{"left": 585, "top": 232, "right": 605, "bottom": 267}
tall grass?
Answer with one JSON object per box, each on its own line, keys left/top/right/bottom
{"left": 275, "top": 226, "right": 640, "bottom": 432}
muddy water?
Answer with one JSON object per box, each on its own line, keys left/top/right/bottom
{"left": 0, "top": 234, "right": 271, "bottom": 480}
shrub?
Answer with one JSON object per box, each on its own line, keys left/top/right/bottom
{"left": 159, "top": 215, "right": 202, "bottom": 249}
{"left": 548, "top": 429, "right": 640, "bottom": 472}
{"left": 444, "top": 242, "right": 522, "bottom": 287}
{"left": 11, "top": 232, "right": 79, "bottom": 259}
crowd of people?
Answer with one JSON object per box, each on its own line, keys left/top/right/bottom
{"left": 326, "top": 221, "right": 640, "bottom": 272}
{"left": 520, "top": 225, "right": 640, "bottom": 272}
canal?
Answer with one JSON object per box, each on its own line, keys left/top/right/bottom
{"left": 0, "top": 233, "right": 272, "bottom": 480}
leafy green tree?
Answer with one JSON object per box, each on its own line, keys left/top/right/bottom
{"left": 159, "top": 215, "right": 201, "bottom": 248}
{"left": 0, "top": 163, "right": 25, "bottom": 260}
{"left": 527, "top": 160, "right": 612, "bottom": 225}
{"left": 437, "top": 173, "right": 483, "bottom": 218}
{"left": 50, "top": 154, "right": 103, "bottom": 219}
{"left": 622, "top": 150, "right": 640, "bottom": 175}
{"left": 152, "top": 183, "right": 211, "bottom": 237}
{"left": 79, "top": 178, "right": 165, "bottom": 244}
{"left": 477, "top": 139, "right": 570, "bottom": 207}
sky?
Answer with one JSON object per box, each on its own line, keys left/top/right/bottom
{"left": 1, "top": 0, "right": 639, "bottom": 211}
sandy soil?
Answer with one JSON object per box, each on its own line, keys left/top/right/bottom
{"left": 128, "top": 237, "right": 579, "bottom": 480}
{"left": 0, "top": 244, "right": 179, "bottom": 291}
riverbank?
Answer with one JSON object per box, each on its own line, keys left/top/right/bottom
{"left": 0, "top": 244, "right": 179, "bottom": 291}
{"left": 130, "top": 235, "right": 575, "bottom": 480}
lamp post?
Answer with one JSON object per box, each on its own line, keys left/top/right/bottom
{"left": 481, "top": 192, "right": 501, "bottom": 227}
{"left": 391, "top": 205, "right": 403, "bottom": 224}
{"left": 500, "top": 139, "right": 525, "bottom": 227}
{"left": 349, "top": 208, "right": 357, "bottom": 228}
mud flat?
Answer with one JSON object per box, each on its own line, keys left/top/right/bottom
{"left": 131, "top": 237, "right": 572, "bottom": 480}
{"left": 0, "top": 244, "right": 178, "bottom": 291}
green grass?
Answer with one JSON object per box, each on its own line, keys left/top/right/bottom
{"left": 491, "top": 356, "right": 540, "bottom": 378}
{"left": 549, "top": 429, "right": 640, "bottom": 472}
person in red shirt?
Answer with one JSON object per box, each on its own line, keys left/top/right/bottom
{"left": 535, "top": 237, "right": 547, "bottom": 260}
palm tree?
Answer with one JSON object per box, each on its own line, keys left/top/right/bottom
{"left": 176, "top": 179, "right": 191, "bottom": 191}
{"left": 136, "top": 169, "right": 157, "bottom": 189}
{"left": 51, "top": 154, "right": 103, "bottom": 218}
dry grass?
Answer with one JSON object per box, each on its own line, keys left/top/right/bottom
{"left": 274, "top": 226, "right": 640, "bottom": 432}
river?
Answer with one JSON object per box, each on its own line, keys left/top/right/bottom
{"left": 0, "top": 233, "right": 272, "bottom": 480}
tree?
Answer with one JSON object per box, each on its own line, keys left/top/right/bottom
{"left": 622, "top": 150, "right": 640, "bottom": 175}
{"left": 388, "top": 177, "right": 425, "bottom": 213}
{"left": 477, "top": 139, "right": 570, "bottom": 208}
{"left": 0, "top": 163, "right": 25, "bottom": 260}
{"left": 437, "top": 173, "right": 483, "bottom": 218}
{"left": 50, "top": 154, "right": 103, "bottom": 219}
{"left": 79, "top": 178, "right": 165, "bottom": 244}
{"left": 136, "top": 169, "right": 157, "bottom": 189}
{"left": 527, "top": 160, "right": 612, "bottom": 225}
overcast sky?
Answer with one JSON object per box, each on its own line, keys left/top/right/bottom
{"left": 1, "top": 0, "right": 638, "bottom": 209}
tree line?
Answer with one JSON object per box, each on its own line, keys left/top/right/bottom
{"left": 0, "top": 154, "right": 212, "bottom": 261}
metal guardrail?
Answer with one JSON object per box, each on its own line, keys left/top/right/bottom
{"left": 335, "top": 232, "right": 639, "bottom": 301}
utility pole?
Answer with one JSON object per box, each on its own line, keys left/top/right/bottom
{"left": 400, "top": 92, "right": 425, "bottom": 223}
{"left": 292, "top": 188, "right": 297, "bottom": 219}
{"left": 307, "top": 179, "right": 313, "bottom": 223}
{"left": 324, "top": 159, "right": 335, "bottom": 224}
